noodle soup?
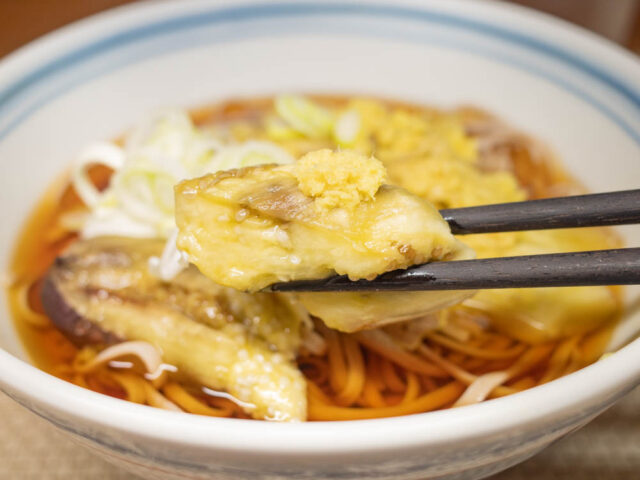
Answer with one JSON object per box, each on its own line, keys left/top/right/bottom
{"left": 7, "top": 95, "right": 622, "bottom": 422}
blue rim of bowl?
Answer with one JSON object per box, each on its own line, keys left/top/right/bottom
{"left": 0, "top": 2, "right": 639, "bottom": 144}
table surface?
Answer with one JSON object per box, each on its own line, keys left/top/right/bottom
{"left": 0, "top": 1, "right": 638, "bottom": 479}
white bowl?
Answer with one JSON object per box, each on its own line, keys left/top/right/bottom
{"left": 0, "top": 1, "right": 639, "bottom": 479}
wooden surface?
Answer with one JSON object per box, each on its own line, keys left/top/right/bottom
{"left": 0, "top": 0, "right": 138, "bottom": 58}
{"left": 0, "top": 1, "right": 638, "bottom": 479}
{"left": 1, "top": 0, "right": 639, "bottom": 58}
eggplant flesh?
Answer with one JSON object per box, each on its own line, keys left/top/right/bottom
{"left": 176, "top": 163, "right": 471, "bottom": 292}
{"left": 41, "top": 236, "right": 306, "bottom": 421}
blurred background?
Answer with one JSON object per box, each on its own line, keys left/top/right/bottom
{"left": 0, "top": 1, "right": 638, "bottom": 480}
{"left": 1, "top": 0, "right": 640, "bottom": 58}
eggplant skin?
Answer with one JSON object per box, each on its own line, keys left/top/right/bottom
{"left": 41, "top": 269, "right": 121, "bottom": 347}
{"left": 37, "top": 236, "right": 307, "bottom": 421}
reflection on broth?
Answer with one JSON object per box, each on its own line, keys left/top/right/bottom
{"left": 8, "top": 95, "right": 622, "bottom": 422}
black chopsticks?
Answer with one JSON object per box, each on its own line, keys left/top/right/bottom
{"left": 268, "top": 248, "right": 640, "bottom": 292}
{"left": 440, "top": 189, "right": 640, "bottom": 234}
{"left": 266, "top": 190, "right": 640, "bottom": 292}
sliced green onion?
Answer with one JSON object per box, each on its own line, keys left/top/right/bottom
{"left": 265, "top": 115, "right": 301, "bottom": 141}
{"left": 274, "top": 95, "right": 333, "bottom": 138}
{"left": 333, "top": 110, "right": 361, "bottom": 147}
{"left": 214, "top": 141, "right": 295, "bottom": 170}
{"left": 113, "top": 166, "right": 177, "bottom": 220}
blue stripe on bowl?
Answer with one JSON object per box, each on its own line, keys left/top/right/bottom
{"left": 0, "top": 3, "right": 639, "bottom": 143}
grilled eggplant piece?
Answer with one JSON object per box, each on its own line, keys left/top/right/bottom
{"left": 41, "top": 236, "right": 306, "bottom": 421}
{"left": 175, "top": 149, "right": 474, "bottom": 332}
{"left": 175, "top": 150, "right": 472, "bottom": 291}
{"left": 297, "top": 288, "right": 473, "bottom": 332}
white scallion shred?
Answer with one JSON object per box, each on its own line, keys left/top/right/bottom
{"left": 71, "top": 142, "right": 126, "bottom": 208}
{"left": 148, "top": 229, "right": 190, "bottom": 281}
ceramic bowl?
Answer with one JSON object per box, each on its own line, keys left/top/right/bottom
{"left": 0, "top": 1, "right": 638, "bottom": 479}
